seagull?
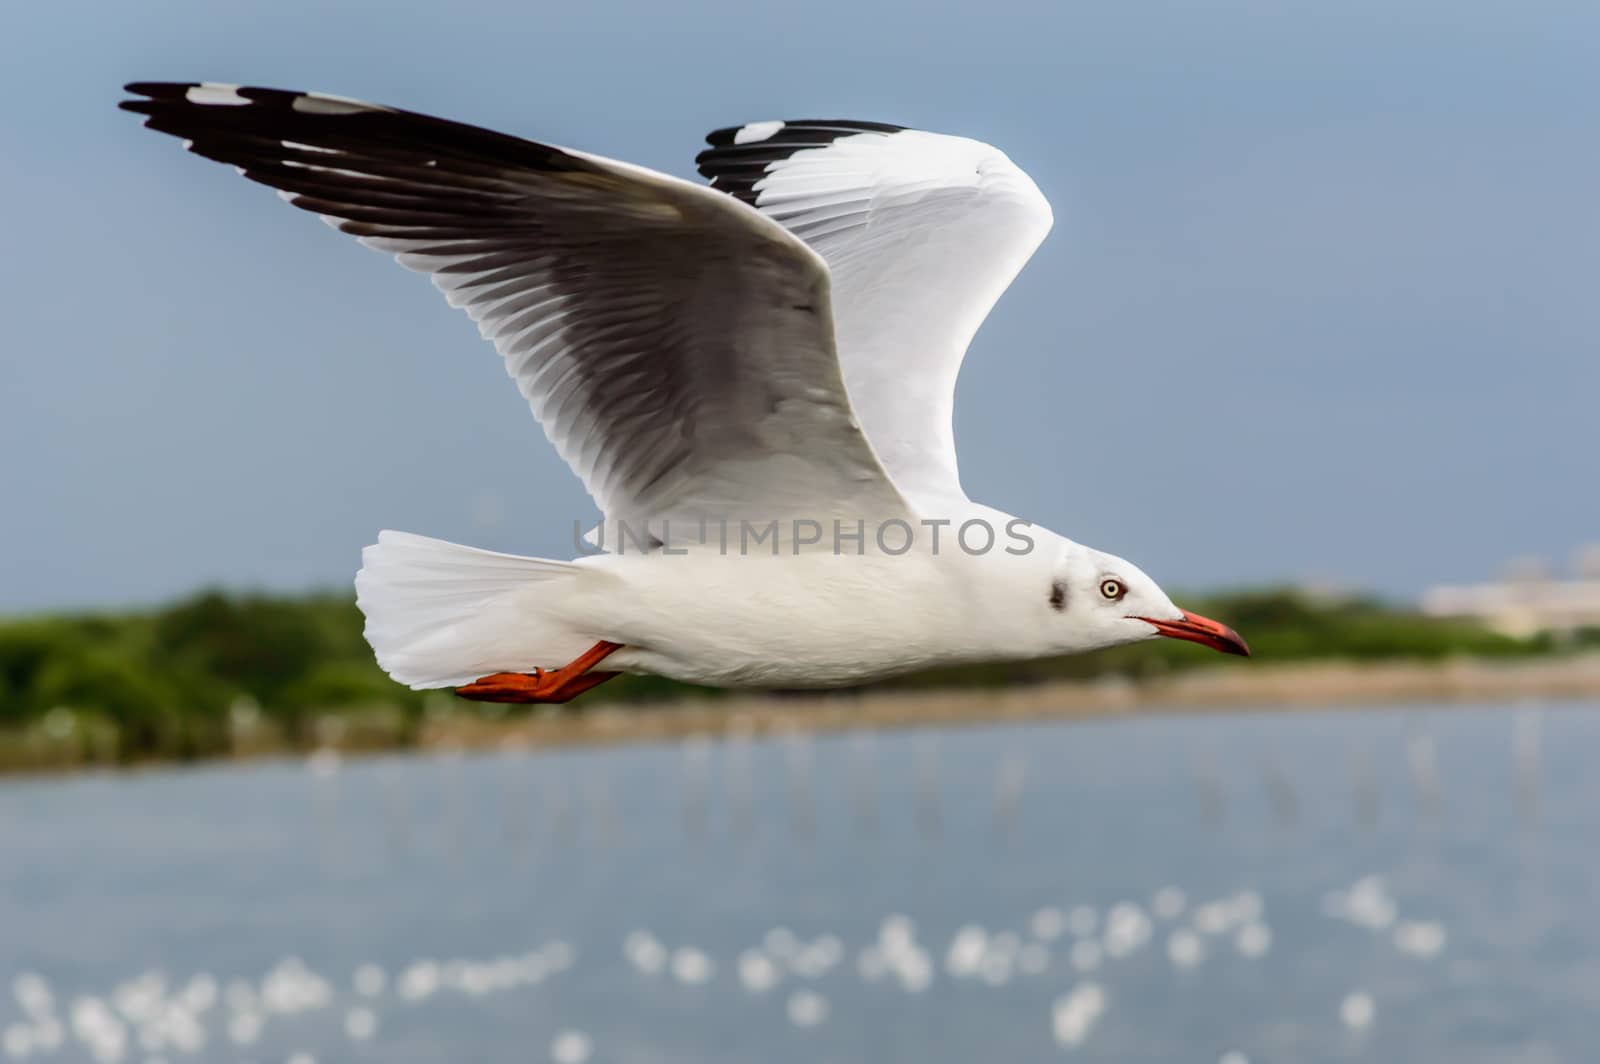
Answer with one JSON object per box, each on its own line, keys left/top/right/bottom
{"left": 122, "top": 82, "right": 1248, "bottom": 703}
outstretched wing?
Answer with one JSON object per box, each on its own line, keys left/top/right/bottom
{"left": 697, "top": 121, "right": 1053, "bottom": 508}
{"left": 123, "top": 84, "right": 910, "bottom": 540}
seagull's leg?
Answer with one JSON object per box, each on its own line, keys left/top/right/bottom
{"left": 455, "top": 641, "right": 624, "bottom": 704}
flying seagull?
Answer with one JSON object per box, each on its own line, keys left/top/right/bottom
{"left": 121, "top": 82, "right": 1248, "bottom": 703}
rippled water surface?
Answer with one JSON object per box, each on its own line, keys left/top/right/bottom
{"left": 2, "top": 702, "right": 1597, "bottom": 1063}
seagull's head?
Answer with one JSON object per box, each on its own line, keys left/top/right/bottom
{"left": 1046, "top": 542, "right": 1250, "bottom": 657}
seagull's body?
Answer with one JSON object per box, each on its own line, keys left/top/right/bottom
{"left": 418, "top": 510, "right": 1061, "bottom": 690}
{"left": 123, "top": 83, "right": 1248, "bottom": 700}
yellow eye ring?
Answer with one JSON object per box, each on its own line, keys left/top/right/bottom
{"left": 1100, "top": 579, "right": 1125, "bottom": 601}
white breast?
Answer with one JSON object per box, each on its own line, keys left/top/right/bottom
{"left": 569, "top": 526, "right": 1057, "bottom": 688}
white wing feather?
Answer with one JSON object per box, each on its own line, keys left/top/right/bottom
{"left": 699, "top": 123, "right": 1053, "bottom": 508}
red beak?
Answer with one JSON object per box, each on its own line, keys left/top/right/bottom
{"left": 1138, "top": 609, "right": 1251, "bottom": 657}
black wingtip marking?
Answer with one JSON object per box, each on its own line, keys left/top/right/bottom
{"left": 123, "top": 81, "right": 189, "bottom": 99}
{"left": 119, "top": 81, "right": 591, "bottom": 183}
{"left": 701, "top": 118, "right": 906, "bottom": 149}
{"left": 696, "top": 118, "right": 908, "bottom": 205}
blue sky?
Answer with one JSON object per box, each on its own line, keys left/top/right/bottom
{"left": 2, "top": 0, "right": 1596, "bottom": 610}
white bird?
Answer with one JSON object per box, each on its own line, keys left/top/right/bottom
{"left": 122, "top": 83, "right": 1248, "bottom": 703}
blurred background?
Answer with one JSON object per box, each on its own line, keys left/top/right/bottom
{"left": 1, "top": 0, "right": 1597, "bottom": 1061}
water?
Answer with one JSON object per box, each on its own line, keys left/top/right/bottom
{"left": 1, "top": 702, "right": 1596, "bottom": 1063}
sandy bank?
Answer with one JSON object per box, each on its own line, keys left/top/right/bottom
{"left": 422, "top": 654, "right": 1600, "bottom": 753}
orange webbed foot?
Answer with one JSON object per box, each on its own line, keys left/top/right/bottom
{"left": 456, "top": 670, "right": 551, "bottom": 703}
{"left": 455, "top": 641, "right": 623, "bottom": 704}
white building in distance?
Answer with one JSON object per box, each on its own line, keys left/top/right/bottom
{"left": 1421, "top": 545, "right": 1600, "bottom": 637}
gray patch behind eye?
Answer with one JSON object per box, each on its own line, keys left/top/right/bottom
{"left": 1049, "top": 581, "right": 1067, "bottom": 611}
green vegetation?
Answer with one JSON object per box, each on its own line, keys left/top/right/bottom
{"left": 0, "top": 587, "right": 1589, "bottom": 770}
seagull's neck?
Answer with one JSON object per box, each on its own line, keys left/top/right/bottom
{"left": 912, "top": 511, "right": 1081, "bottom": 662}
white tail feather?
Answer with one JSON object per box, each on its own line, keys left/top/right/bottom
{"left": 355, "top": 531, "right": 586, "bottom": 689}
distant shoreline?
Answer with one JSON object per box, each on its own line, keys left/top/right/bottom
{"left": 4, "top": 655, "right": 1596, "bottom": 777}
{"left": 420, "top": 654, "right": 1600, "bottom": 754}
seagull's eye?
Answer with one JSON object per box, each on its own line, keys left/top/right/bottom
{"left": 1099, "top": 578, "right": 1125, "bottom": 601}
